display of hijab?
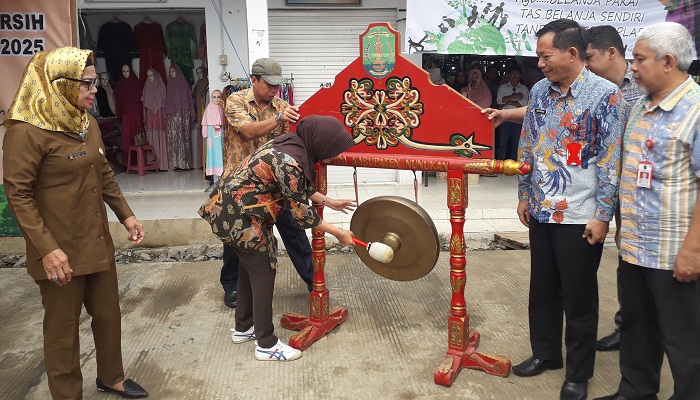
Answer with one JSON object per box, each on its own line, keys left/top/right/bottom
{"left": 96, "top": 72, "right": 117, "bottom": 118}
{"left": 5, "top": 46, "right": 93, "bottom": 134}
{"left": 114, "top": 65, "right": 143, "bottom": 117}
{"left": 272, "top": 115, "right": 355, "bottom": 183}
{"left": 202, "top": 90, "right": 225, "bottom": 178}
{"left": 165, "top": 64, "right": 194, "bottom": 116}
{"left": 141, "top": 67, "right": 167, "bottom": 114}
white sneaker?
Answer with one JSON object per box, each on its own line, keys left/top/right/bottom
{"left": 230, "top": 326, "right": 256, "bottom": 343}
{"left": 255, "top": 339, "right": 302, "bottom": 361}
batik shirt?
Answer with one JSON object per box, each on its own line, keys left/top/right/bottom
{"left": 619, "top": 77, "right": 700, "bottom": 270}
{"left": 619, "top": 63, "right": 643, "bottom": 123}
{"left": 518, "top": 67, "right": 624, "bottom": 224}
{"left": 198, "top": 141, "right": 320, "bottom": 268}
{"left": 223, "top": 88, "right": 289, "bottom": 175}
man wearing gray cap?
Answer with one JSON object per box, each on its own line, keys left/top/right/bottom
{"left": 219, "top": 58, "right": 353, "bottom": 311}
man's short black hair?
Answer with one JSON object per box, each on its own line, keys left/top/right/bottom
{"left": 536, "top": 18, "right": 587, "bottom": 61}
{"left": 586, "top": 25, "right": 625, "bottom": 57}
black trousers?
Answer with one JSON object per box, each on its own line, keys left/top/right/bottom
{"left": 618, "top": 259, "right": 700, "bottom": 400}
{"left": 220, "top": 208, "right": 313, "bottom": 293}
{"left": 233, "top": 248, "right": 278, "bottom": 348}
{"left": 528, "top": 218, "right": 603, "bottom": 383}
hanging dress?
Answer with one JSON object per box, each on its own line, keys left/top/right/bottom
{"left": 141, "top": 68, "right": 169, "bottom": 170}
{"left": 113, "top": 66, "right": 144, "bottom": 157}
{"left": 164, "top": 65, "right": 194, "bottom": 170}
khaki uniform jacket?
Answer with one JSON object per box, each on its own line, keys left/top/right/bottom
{"left": 3, "top": 116, "right": 134, "bottom": 280}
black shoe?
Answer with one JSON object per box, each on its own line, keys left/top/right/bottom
{"left": 560, "top": 380, "right": 587, "bottom": 400}
{"left": 593, "top": 394, "right": 625, "bottom": 400}
{"left": 596, "top": 330, "right": 620, "bottom": 351}
{"left": 224, "top": 291, "right": 237, "bottom": 308}
{"left": 512, "top": 356, "right": 564, "bottom": 377}
{"left": 96, "top": 378, "right": 148, "bottom": 398}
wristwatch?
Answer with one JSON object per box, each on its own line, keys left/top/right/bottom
{"left": 275, "top": 112, "right": 282, "bottom": 124}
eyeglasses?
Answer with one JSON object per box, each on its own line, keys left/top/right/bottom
{"left": 62, "top": 77, "right": 99, "bottom": 89}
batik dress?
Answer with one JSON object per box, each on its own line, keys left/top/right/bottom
{"left": 198, "top": 141, "right": 320, "bottom": 268}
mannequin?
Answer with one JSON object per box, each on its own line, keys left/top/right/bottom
{"left": 164, "top": 65, "right": 194, "bottom": 170}
{"left": 96, "top": 72, "right": 116, "bottom": 118}
{"left": 141, "top": 68, "right": 169, "bottom": 170}
{"left": 192, "top": 66, "right": 209, "bottom": 169}
{"left": 114, "top": 65, "right": 144, "bottom": 158}
{"left": 201, "top": 90, "right": 224, "bottom": 182}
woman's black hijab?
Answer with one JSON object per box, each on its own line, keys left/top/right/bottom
{"left": 272, "top": 115, "right": 355, "bottom": 182}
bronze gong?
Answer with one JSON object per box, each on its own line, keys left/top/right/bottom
{"left": 350, "top": 195, "right": 440, "bottom": 281}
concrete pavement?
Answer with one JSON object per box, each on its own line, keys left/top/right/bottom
{"left": 0, "top": 248, "right": 672, "bottom": 399}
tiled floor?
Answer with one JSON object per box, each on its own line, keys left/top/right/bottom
{"left": 108, "top": 169, "right": 527, "bottom": 234}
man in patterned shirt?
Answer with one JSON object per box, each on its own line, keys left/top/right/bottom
{"left": 595, "top": 22, "right": 700, "bottom": 400}
{"left": 584, "top": 25, "right": 642, "bottom": 353}
{"left": 511, "top": 19, "right": 624, "bottom": 400}
{"left": 218, "top": 58, "right": 336, "bottom": 308}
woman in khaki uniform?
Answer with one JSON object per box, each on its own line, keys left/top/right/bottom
{"left": 3, "top": 47, "right": 148, "bottom": 399}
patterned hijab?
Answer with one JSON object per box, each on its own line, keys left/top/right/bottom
{"left": 273, "top": 115, "right": 355, "bottom": 182}
{"left": 5, "top": 46, "right": 93, "bottom": 134}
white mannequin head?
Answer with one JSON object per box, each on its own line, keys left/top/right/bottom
{"left": 211, "top": 90, "right": 222, "bottom": 106}
{"left": 147, "top": 70, "right": 155, "bottom": 82}
{"left": 121, "top": 65, "right": 130, "bottom": 79}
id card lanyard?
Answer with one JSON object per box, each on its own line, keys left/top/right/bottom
{"left": 637, "top": 138, "right": 654, "bottom": 188}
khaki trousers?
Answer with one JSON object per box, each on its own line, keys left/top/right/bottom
{"left": 37, "top": 262, "right": 124, "bottom": 400}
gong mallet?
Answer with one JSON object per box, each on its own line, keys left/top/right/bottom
{"left": 351, "top": 236, "right": 398, "bottom": 264}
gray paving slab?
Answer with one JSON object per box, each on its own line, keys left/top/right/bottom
{"left": 0, "top": 249, "right": 672, "bottom": 399}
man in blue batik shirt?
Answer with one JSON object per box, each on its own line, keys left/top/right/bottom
{"left": 511, "top": 19, "right": 624, "bottom": 400}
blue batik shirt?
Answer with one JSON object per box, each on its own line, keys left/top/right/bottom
{"left": 518, "top": 67, "right": 624, "bottom": 224}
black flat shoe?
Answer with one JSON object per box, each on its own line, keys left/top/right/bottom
{"left": 224, "top": 291, "right": 237, "bottom": 308}
{"left": 96, "top": 378, "right": 148, "bottom": 398}
{"left": 560, "top": 380, "right": 587, "bottom": 400}
{"left": 512, "top": 356, "right": 564, "bottom": 377}
{"left": 596, "top": 330, "right": 620, "bottom": 351}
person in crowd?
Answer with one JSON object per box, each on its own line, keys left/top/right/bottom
{"left": 218, "top": 57, "right": 355, "bottom": 309}
{"left": 461, "top": 65, "right": 492, "bottom": 108}
{"left": 584, "top": 25, "right": 643, "bottom": 353}
{"left": 202, "top": 90, "right": 225, "bottom": 183}
{"left": 495, "top": 64, "right": 528, "bottom": 160}
{"left": 594, "top": 22, "right": 700, "bottom": 400}
{"left": 96, "top": 72, "right": 117, "bottom": 118}
{"left": 114, "top": 64, "right": 144, "bottom": 159}
{"left": 164, "top": 64, "right": 194, "bottom": 170}
{"left": 141, "top": 67, "right": 169, "bottom": 171}
{"left": 2, "top": 47, "right": 148, "bottom": 399}
{"left": 511, "top": 19, "right": 624, "bottom": 400}
{"left": 199, "top": 115, "right": 357, "bottom": 362}
{"left": 485, "top": 64, "right": 502, "bottom": 107}
{"left": 450, "top": 69, "right": 468, "bottom": 93}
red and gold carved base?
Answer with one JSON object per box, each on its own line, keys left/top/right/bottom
{"left": 434, "top": 170, "right": 511, "bottom": 386}
{"left": 281, "top": 164, "right": 348, "bottom": 350}
{"left": 281, "top": 291, "right": 348, "bottom": 351}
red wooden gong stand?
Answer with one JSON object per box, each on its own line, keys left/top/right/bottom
{"left": 280, "top": 23, "right": 530, "bottom": 385}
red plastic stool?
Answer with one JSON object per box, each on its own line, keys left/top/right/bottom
{"left": 126, "top": 145, "right": 159, "bottom": 176}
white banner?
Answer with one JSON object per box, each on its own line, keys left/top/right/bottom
{"left": 405, "top": 0, "right": 696, "bottom": 57}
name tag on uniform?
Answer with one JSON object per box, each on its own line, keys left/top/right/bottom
{"left": 534, "top": 108, "right": 546, "bottom": 115}
{"left": 68, "top": 151, "right": 87, "bottom": 160}
{"left": 637, "top": 161, "right": 653, "bottom": 188}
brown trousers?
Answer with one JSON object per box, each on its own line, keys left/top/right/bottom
{"left": 233, "top": 248, "right": 278, "bottom": 348}
{"left": 37, "top": 262, "right": 124, "bottom": 400}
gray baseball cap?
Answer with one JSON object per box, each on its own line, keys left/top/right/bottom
{"left": 251, "top": 58, "right": 285, "bottom": 85}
